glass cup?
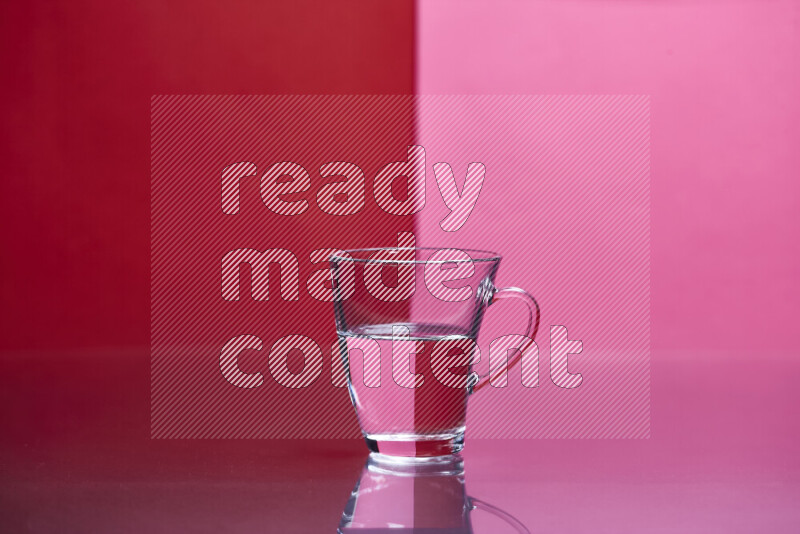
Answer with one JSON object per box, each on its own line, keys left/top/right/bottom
{"left": 338, "top": 453, "right": 530, "bottom": 533}
{"left": 331, "top": 247, "right": 540, "bottom": 458}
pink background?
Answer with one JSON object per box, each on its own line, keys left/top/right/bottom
{"left": 417, "top": 0, "right": 799, "bottom": 353}
{"left": 415, "top": 95, "right": 651, "bottom": 438}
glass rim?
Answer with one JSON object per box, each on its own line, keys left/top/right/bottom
{"left": 330, "top": 247, "right": 502, "bottom": 264}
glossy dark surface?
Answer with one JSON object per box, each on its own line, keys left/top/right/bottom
{"left": 2, "top": 348, "right": 799, "bottom": 532}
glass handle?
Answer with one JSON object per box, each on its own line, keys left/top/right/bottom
{"left": 471, "top": 286, "right": 541, "bottom": 394}
{"left": 469, "top": 496, "right": 531, "bottom": 534}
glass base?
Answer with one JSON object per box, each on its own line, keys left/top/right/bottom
{"left": 364, "top": 433, "right": 465, "bottom": 458}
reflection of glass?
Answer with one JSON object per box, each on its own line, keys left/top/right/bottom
{"left": 338, "top": 453, "right": 530, "bottom": 533}
{"left": 331, "top": 247, "right": 540, "bottom": 458}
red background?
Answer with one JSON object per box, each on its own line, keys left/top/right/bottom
{"left": 0, "top": 0, "right": 415, "bottom": 351}
{"left": 0, "top": 0, "right": 415, "bottom": 480}
{"left": 1, "top": 3, "right": 415, "bottom": 529}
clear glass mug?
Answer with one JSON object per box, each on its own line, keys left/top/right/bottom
{"left": 338, "top": 453, "right": 530, "bottom": 533}
{"left": 331, "top": 247, "right": 540, "bottom": 458}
